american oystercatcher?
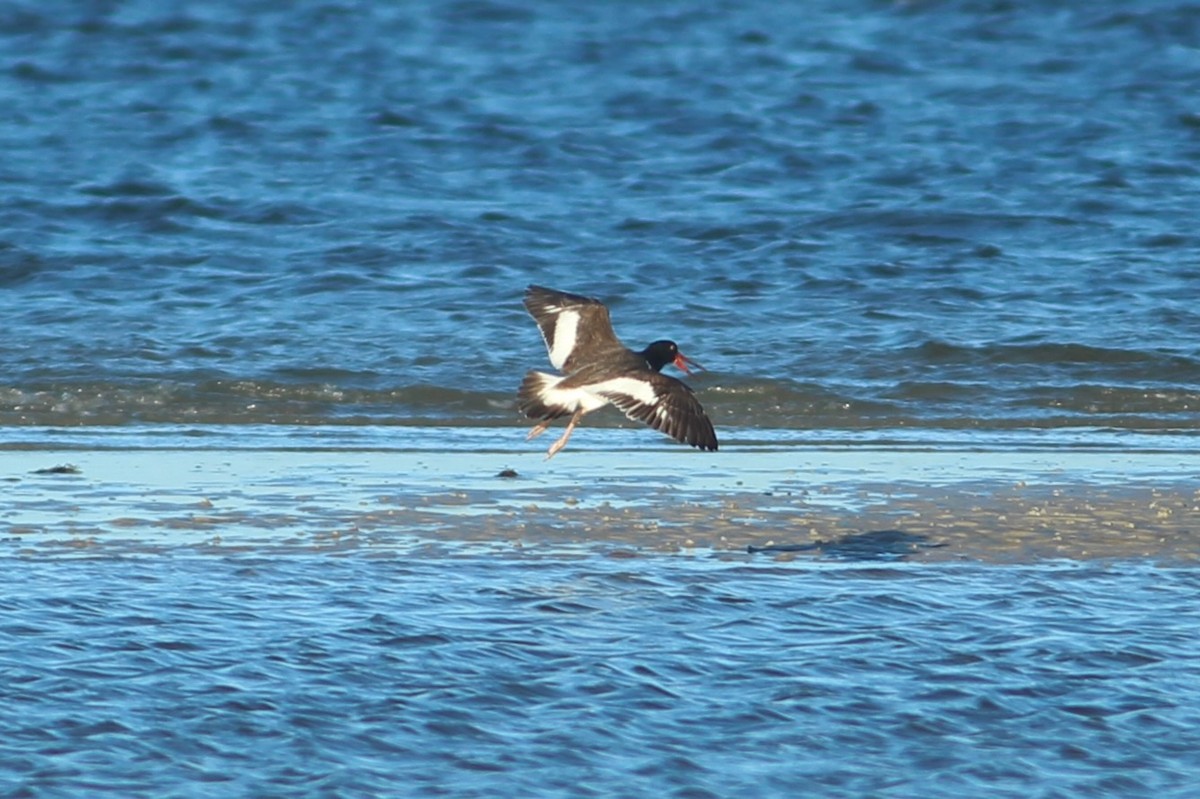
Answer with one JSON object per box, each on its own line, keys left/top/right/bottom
{"left": 518, "top": 285, "right": 718, "bottom": 459}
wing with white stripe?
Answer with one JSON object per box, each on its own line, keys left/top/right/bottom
{"left": 524, "top": 285, "right": 621, "bottom": 372}
{"left": 593, "top": 374, "right": 718, "bottom": 452}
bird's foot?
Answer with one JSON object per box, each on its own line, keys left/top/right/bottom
{"left": 545, "top": 435, "right": 569, "bottom": 460}
{"left": 544, "top": 409, "right": 584, "bottom": 459}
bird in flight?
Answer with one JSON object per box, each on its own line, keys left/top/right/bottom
{"left": 518, "top": 285, "right": 718, "bottom": 459}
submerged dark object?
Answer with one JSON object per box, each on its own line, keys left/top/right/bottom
{"left": 32, "top": 464, "right": 81, "bottom": 475}
{"left": 748, "top": 530, "right": 947, "bottom": 560}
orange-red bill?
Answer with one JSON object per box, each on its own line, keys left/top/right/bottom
{"left": 673, "top": 353, "right": 705, "bottom": 374}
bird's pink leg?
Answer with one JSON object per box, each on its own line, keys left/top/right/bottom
{"left": 526, "top": 420, "right": 552, "bottom": 441}
{"left": 545, "top": 409, "right": 585, "bottom": 460}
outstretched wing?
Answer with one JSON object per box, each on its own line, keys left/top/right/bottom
{"left": 593, "top": 373, "right": 718, "bottom": 452}
{"left": 524, "top": 285, "right": 622, "bottom": 373}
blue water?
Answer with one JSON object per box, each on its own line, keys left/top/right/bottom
{"left": 3, "top": 556, "right": 1200, "bottom": 799}
{"left": 3, "top": 2, "right": 1200, "bottom": 796}
{"left": 1, "top": 0, "right": 1198, "bottom": 434}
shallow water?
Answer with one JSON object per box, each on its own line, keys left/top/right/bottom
{"left": 3, "top": 556, "right": 1199, "bottom": 799}
{"left": 3, "top": 429, "right": 1197, "bottom": 559}
{"left": 4, "top": 434, "right": 1197, "bottom": 795}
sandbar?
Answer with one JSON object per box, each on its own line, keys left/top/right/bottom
{"left": 3, "top": 440, "right": 1196, "bottom": 562}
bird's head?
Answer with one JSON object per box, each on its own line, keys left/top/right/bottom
{"left": 641, "top": 340, "right": 705, "bottom": 374}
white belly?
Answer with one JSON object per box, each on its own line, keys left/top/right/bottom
{"left": 543, "top": 383, "right": 611, "bottom": 413}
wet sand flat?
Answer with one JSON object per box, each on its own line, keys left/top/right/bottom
{"left": 4, "top": 442, "right": 1200, "bottom": 799}
{"left": 3, "top": 446, "right": 1196, "bottom": 562}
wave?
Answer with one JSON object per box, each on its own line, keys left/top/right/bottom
{"left": 1, "top": 377, "right": 1196, "bottom": 433}
{"left": 0, "top": 380, "right": 503, "bottom": 427}
{"left": 907, "top": 339, "right": 1200, "bottom": 372}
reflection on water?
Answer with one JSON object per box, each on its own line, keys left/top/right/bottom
{"left": 2, "top": 556, "right": 1197, "bottom": 798}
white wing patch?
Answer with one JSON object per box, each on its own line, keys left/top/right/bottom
{"left": 590, "top": 376, "right": 661, "bottom": 408}
{"left": 547, "top": 309, "right": 579, "bottom": 371}
{"left": 540, "top": 380, "right": 612, "bottom": 414}
{"left": 531, "top": 375, "right": 658, "bottom": 417}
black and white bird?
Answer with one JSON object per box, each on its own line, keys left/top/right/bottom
{"left": 518, "top": 285, "right": 718, "bottom": 459}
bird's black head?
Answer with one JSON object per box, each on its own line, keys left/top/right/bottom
{"left": 641, "top": 340, "right": 705, "bottom": 374}
{"left": 641, "top": 340, "right": 679, "bottom": 372}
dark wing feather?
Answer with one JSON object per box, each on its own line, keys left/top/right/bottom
{"left": 523, "top": 285, "right": 622, "bottom": 372}
{"left": 598, "top": 373, "right": 718, "bottom": 452}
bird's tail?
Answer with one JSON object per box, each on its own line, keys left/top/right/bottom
{"left": 518, "top": 371, "right": 569, "bottom": 420}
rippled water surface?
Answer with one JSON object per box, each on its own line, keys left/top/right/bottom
{"left": 3, "top": 2, "right": 1199, "bottom": 796}
{"left": 3, "top": 556, "right": 1199, "bottom": 798}
{"left": 1, "top": 0, "right": 1198, "bottom": 434}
